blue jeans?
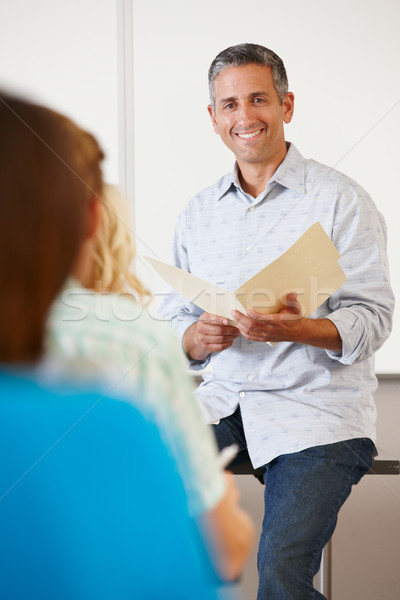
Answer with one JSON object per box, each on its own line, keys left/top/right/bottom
{"left": 213, "top": 408, "right": 375, "bottom": 600}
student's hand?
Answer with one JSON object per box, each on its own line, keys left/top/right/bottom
{"left": 199, "top": 471, "right": 255, "bottom": 581}
{"left": 183, "top": 313, "right": 240, "bottom": 361}
{"left": 231, "top": 292, "right": 342, "bottom": 351}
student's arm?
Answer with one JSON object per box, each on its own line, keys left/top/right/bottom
{"left": 133, "top": 319, "right": 253, "bottom": 580}
{"left": 198, "top": 471, "right": 255, "bottom": 581}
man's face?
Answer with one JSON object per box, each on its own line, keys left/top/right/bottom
{"left": 208, "top": 64, "right": 294, "bottom": 169}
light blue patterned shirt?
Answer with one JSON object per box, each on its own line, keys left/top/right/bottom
{"left": 160, "top": 143, "right": 395, "bottom": 468}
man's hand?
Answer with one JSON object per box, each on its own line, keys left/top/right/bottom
{"left": 231, "top": 292, "right": 342, "bottom": 351}
{"left": 183, "top": 313, "right": 240, "bottom": 361}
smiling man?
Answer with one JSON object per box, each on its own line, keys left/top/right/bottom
{"left": 160, "top": 43, "right": 395, "bottom": 599}
{"left": 208, "top": 62, "right": 293, "bottom": 194}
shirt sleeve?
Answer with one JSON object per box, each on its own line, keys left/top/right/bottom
{"left": 158, "top": 206, "right": 211, "bottom": 370}
{"left": 324, "top": 185, "right": 395, "bottom": 365}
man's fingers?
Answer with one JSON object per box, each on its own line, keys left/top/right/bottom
{"left": 198, "top": 315, "right": 239, "bottom": 337}
{"left": 198, "top": 332, "right": 238, "bottom": 342}
{"left": 199, "top": 324, "right": 240, "bottom": 337}
{"left": 246, "top": 310, "right": 275, "bottom": 321}
{"left": 199, "top": 312, "right": 229, "bottom": 325}
{"left": 285, "top": 291, "right": 298, "bottom": 305}
{"left": 247, "top": 310, "right": 299, "bottom": 322}
{"left": 204, "top": 342, "right": 238, "bottom": 353}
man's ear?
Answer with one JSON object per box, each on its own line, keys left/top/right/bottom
{"left": 207, "top": 104, "right": 219, "bottom": 134}
{"left": 84, "top": 193, "right": 101, "bottom": 240}
{"left": 282, "top": 92, "right": 295, "bottom": 124}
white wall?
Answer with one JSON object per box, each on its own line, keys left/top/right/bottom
{"left": 0, "top": 0, "right": 119, "bottom": 183}
{"left": 132, "top": 0, "right": 400, "bottom": 374}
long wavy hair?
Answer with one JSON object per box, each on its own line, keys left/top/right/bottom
{"left": 90, "top": 184, "right": 150, "bottom": 302}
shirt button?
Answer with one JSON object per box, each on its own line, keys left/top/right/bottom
{"left": 239, "top": 391, "right": 246, "bottom": 398}
{"left": 247, "top": 373, "right": 254, "bottom": 381}
{"left": 246, "top": 245, "right": 252, "bottom": 252}
{"left": 249, "top": 205, "right": 255, "bottom": 211}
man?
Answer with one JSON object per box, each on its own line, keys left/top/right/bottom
{"left": 160, "top": 44, "right": 395, "bottom": 599}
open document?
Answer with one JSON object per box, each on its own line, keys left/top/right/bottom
{"left": 143, "top": 222, "right": 346, "bottom": 320}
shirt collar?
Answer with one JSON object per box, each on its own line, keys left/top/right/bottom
{"left": 271, "top": 143, "right": 305, "bottom": 195}
{"left": 211, "top": 169, "right": 238, "bottom": 202}
{"left": 215, "top": 142, "right": 306, "bottom": 201}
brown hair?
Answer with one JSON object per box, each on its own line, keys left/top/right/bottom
{"left": 0, "top": 91, "right": 104, "bottom": 362}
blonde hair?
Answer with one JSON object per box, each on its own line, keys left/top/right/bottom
{"left": 91, "top": 184, "right": 150, "bottom": 302}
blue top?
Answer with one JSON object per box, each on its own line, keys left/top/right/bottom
{"left": 159, "top": 143, "right": 395, "bottom": 468}
{"left": 0, "top": 369, "right": 222, "bottom": 600}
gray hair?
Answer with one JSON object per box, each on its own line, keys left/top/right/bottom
{"left": 208, "top": 43, "right": 289, "bottom": 109}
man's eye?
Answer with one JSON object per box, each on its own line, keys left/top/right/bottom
{"left": 253, "top": 97, "right": 265, "bottom": 104}
{"left": 223, "top": 102, "right": 235, "bottom": 110}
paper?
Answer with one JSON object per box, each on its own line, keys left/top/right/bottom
{"left": 143, "top": 222, "right": 346, "bottom": 320}
{"left": 143, "top": 256, "right": 246, "bottom": 319}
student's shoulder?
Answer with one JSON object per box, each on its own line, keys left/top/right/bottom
{"left": 51, "top": 286, "right": 173, "bottom": 339}
{"left": 48, "top": 288, "right": 188, "bottom": 375}
{"left": 49, "top": 285, "right": 141, "bottom": 329}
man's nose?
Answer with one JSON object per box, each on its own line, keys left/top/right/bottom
{"left": 236, "top": 103, "right": 257, "bottom": 126}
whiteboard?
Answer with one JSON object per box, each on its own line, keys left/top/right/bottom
{"left": 132, "top": 0, "right": 400, "bottom": 374}
{"left": 0, "top": 0, "right": 120, "bottom": 184}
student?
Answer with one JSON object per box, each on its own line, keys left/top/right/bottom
{"left": 158, "top": 43, "right": 395, "bottom": 599}
{"left": 0, "top": 91, "right": 241, "bottom": 599}
{"left": 46, "top": 151, "right": 254, "bottom": 579}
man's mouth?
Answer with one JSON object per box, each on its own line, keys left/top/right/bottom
{"left": 237, "top": 129, "right": 262, "bottom": 139}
